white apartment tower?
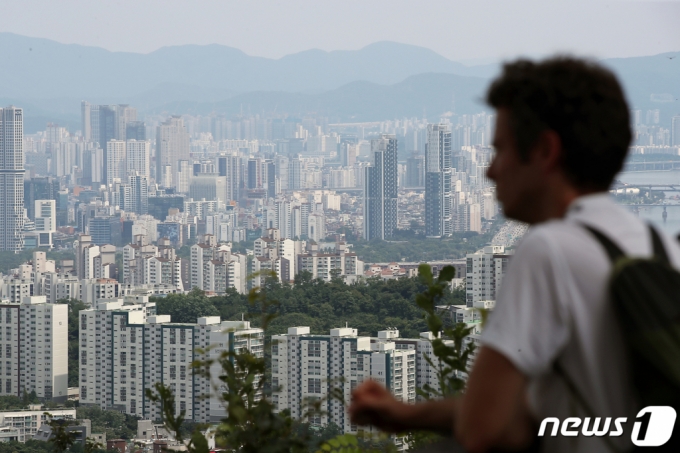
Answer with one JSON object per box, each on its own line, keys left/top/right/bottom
{"left": 465, "top": 245, "right": 512, "bottom": 306}
{"left": 297, "top": 242, "right": 363, "bottom": 282}
{"left": 79, "top": 299, "right": 263, "bottom": 423}
{"left": 126, "top": 140, "right": 150, "bottom": 179}
{"left": 106, "top": 140, "right": 126, "bottom": 186}
{"left": 190, "top": 236, "right": 247, "bottom": 294}
{"left": 672, "top": 115, "right": 680, "bottom": 147}
{"left": 0, "top": 106, "right": 25, "bottom": 252}
{"left": 156, "top": 117, "right": 190, "bottom": 188}
{"left": 34, "top": 200, "right": 56, "bottom": 249}
{"left": 271, "top": 327, "right": 415, "bottom": 440}
{"left": 0, "top": 297, "right": 68, "bottom": 401}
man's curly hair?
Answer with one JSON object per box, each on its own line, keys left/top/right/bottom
{"left": 486, "top": 56, "right": 632, "bottom": 190}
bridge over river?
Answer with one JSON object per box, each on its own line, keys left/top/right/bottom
{"left": 624, "top": 161, "right": 680, "bottom": 172}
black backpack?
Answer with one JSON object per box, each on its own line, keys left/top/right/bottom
{"left": 555, "top": 224, "right": 680, "bottom": 451}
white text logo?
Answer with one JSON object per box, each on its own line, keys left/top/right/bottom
{"left": 538, "top": 406, "right": 677, "bottom": 447}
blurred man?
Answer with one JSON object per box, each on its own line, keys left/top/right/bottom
{"left": 349, "top": 57, "right": 680, "bottom": 452}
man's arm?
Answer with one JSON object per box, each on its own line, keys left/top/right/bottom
{"left": 348, "top": 379, "right": 458, "bottom": 434}
{"left": 349, "top": 346, "right": 535, "bottom": 452}
{"left": 454, "top": 346, "right": 534, "bottom": 452}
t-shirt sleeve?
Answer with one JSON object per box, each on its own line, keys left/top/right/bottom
{"left": 480, "top": 229, "right": 571, "bottom": 377}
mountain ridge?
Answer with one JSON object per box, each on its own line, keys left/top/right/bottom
{"left": 0, "top": 33, "right": 678, "bottom": 132}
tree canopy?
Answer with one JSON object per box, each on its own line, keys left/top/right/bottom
{"left": 153, "top": 274, "right": 464, "bottom": 338}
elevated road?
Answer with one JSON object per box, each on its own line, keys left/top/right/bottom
{"left": 623, "top": 161, "right": 680, "bottom": 172}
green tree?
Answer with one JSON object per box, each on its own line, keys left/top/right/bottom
{"left": 45, "top": 413, "right": 77, "bottom": 453}
{"left": 147, "top": 271, "right": 313, "bottom": 453}
{"left": 154, "top": 288, "right": 220, "bottom": 323}
{"left": 76, "top": 406, "right": 137, "bottom": 439}
{"left": 84, "top": 437, "right": 104, "bottom": 453}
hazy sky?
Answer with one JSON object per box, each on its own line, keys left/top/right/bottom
{"left": 2, "top": 0, "right": 679, "bottom": 62}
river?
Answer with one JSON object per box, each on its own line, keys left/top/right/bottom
{"left": 617, "top": 170, "right": 680, "bottom": 236}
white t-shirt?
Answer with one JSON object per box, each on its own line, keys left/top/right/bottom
{"left": 481, "top": 193, "right": 680, "bottom": 453}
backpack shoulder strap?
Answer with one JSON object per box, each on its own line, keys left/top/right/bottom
{"left": 581, "top": 224, "right": 626, "bottom": 263}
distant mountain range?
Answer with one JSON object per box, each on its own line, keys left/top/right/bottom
{"left": 0, "top": 33, "right": 678, "bottom": 132}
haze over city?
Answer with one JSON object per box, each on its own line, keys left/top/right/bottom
{"left": 0, "top": 1, "right": 678, "bottom": 452}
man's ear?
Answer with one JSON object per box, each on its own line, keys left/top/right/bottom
{"left": 532, "top": 129, "right": 563, "bottom": 173}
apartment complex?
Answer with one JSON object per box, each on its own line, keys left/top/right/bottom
{"left": 297, "top": 242, "right": 364, "bottom": 282}
{"left": 0, "top": 409, "right": 75, "bottom": 442}
{"left": 271, "top": 327, "right": 416, "bottom": 438}
{"left": 189, "top": 235, "right": 248, "bottom": 294}
{"left": 79, "top": 298, "right": 263, "bottom": 423}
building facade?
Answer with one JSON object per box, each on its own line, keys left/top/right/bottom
{"left": 0, "top": 297, "right": 68, "bottom": 401}
{"left": 465, "top": 245, "right": 512, "bottom": 306}
{"left": 0, "top": 107, "right": 25, "bottom": 252}
{"left": 425, "top": 124, "right": 453, "bottom": 238}
{"left": 79, "top": 299, "right": 263, "bottom": 423}
{"left": 363, "top": 135, "right": 398, "bottom": 241}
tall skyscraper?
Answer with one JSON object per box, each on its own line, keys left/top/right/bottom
{"left": 217, "top": 154, "right": 242, "bottom": 202}
{"left": 425, "top": 124, "right": 453, "bottom": 238}
{"left": 288, "top": 157, "right": 301, "bottom": 190}
{"left": 126, "top": 140, "right": 150, "bottom": 179}
{"left": 126, "top": 121, "right": 146, "bottom": 141}
{"left": 0, "top": 106, "right": 25, "bottom": 252}
{"left": 81, "top": 101, "right": 91, "bottom": 141}
{"left": 81, "top": 103, "right": 137, "bottom": 183}
{"left": 125, "top": 174, "right": 149, "bottom": 215}
{"left": 106, "top": 140, "right": 127, "bottom": 186}
{"left": 363, "top": 134, "right": 398, "bottom": 241}
{"left": 156, "top": 116, "right": 190, "bottom": 188}
{"left": 405, "top": 155, "right": 425, "bottom": 187}
{"left": 24, "top": 177, "right": 60, "bottom": 221}
{"left": 672, "top": 115, "right": 680, "bottom": 147}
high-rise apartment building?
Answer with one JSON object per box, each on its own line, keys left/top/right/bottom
{"left": 405, "top": 155, "right": 425, "bottom": 187}
{"left": 190, "top": 236, "right": 247, "bottom": 294}
{"left": 24, "top": 177, "right": 60, "bottom": 221}
{"left": 364, "top": 135, "right": 398, "bottom": 241}
{"left": 217, "top": 154, "right": 242, "bottom": 202}
{"left": 297, "top": 242, "right": 363, "bottom": 282}
{"left": 126, "top": 140, "right": 150, "bottom": 179}
{"left": 125, "top": 121, "right": 146, "bottom": 141}
{"left": 425, "top": 124, "right": 453, "bottom": 238}
{"left": 672, "top": 115, "right": 680, "bottom": 147}
{"left": 81, "top": 101, "right": 91, "bottom": 141}
{"left": 79, "top": 298, "right": 263, "bottom": 422}
{"left": 288, "top": 158, "right": 302, "bottom": 190}
{"left": 252, "top": 229, "right": 305, "bottom": 284}
{"left": 0, "top": 296, "right": 68, "bottom": 401}
{"left": 465, "top": 245, "right": 512, "bottom": 307}
{"left": 0, "top": 106, "right": 25, "bottom": 252}
{"left": 156, "top": 117, "right": 190, "bottom": 188}
{"left": 271, "top": 326, "right": 415, "bottom": 442}
{"left": 122, "top": 174, "right": 149, "bottom": 215}
{"left": 189, "top": 175, "right": 228, "bottom": 204}
{"left": 106, "top": 140, "right": 126, "bottom": 186}
{"left": 34, "top": 200, "right": 57, "bottom": 249}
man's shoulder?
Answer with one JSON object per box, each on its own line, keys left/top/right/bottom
{"left": 515, "top": 220, "right": 587, "bottom": 254}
